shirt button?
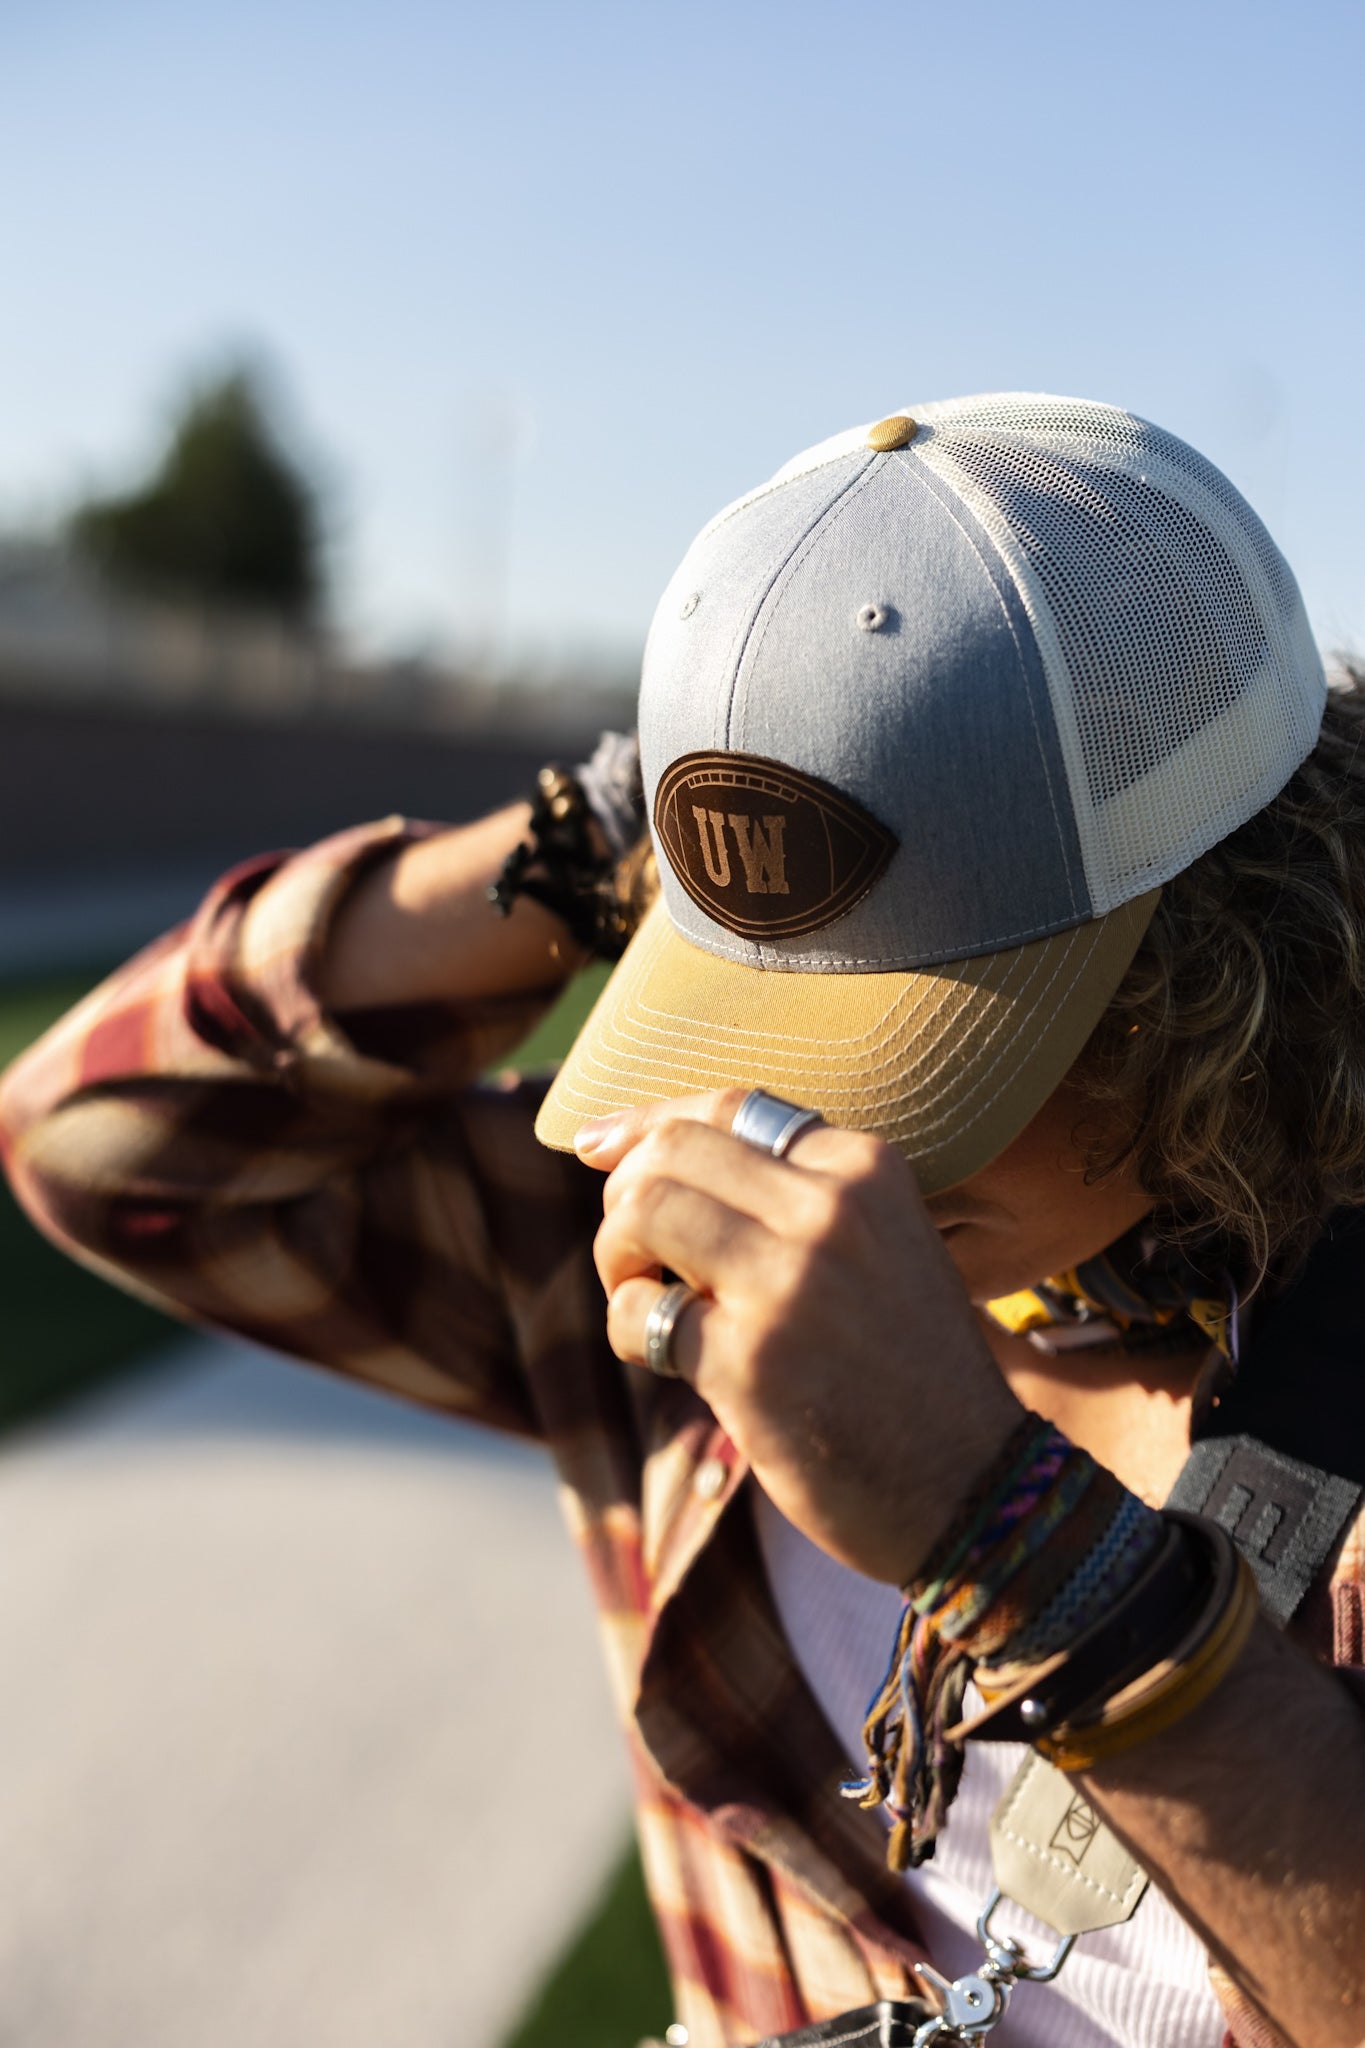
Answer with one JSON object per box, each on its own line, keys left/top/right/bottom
{"left": 694, "top": 1457, "right": 728, "bottom": 1502}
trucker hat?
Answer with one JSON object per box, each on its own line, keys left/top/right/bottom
{"left": 535, "top": 394, "right": 1326, "bottom": 1193}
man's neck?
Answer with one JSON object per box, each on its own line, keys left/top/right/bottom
{"left": 976, "top": 1309, "right": 1208, "bottom": 1508}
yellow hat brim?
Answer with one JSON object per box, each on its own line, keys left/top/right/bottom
{"left": 534, "top": 890, "right": 1159, "bottom": 1194}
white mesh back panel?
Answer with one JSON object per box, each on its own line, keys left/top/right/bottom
{"left": 912, "top": 396, "right": 1325, "bottom": 913}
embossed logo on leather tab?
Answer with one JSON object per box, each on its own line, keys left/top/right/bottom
{"left": 1050, "top": 1794, "right": 1101, "bottom": 1868}
{"left": 654, "top": 750, "right": 898, "bottom": 940}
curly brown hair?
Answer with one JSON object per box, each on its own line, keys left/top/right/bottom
{"left": 1082, "top": 663, "right": 1365, "bottom": 1284}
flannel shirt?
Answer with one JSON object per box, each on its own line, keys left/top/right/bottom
{"left": 2, "top": 817, "right": 1362, "bottom": 2048}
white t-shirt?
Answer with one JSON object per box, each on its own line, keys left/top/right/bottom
{"left": 750, "top": 1486, "right": 1227, "bottom": 2048}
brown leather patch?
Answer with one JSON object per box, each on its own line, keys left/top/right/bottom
{"left": 654, "top": 750, "right": 898, "bottom": 940}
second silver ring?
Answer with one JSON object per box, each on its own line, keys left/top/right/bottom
{"left": 643, "top": 1278, "right": 699, "bottom": 1379}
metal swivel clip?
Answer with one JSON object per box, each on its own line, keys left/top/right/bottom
{"left": 911, "top": 1890, "right": 1076, "bottom": 2045}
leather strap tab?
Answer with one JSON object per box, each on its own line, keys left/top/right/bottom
{"left": 989, "top": 1751, "right": 1149, "bottom": 1936}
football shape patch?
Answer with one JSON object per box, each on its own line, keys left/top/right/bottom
{"left": 653, "top": 750, "right": 898, "bottom": 940}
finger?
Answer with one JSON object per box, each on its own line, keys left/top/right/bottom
{"left": 575, "top": 1087, "right": 878, "bottom": 1179}
{"left": 574, "top": 1089, "right": 751, "bottom": 1168}
{"left": 600, "top": 1115, "right": 841, "bottom": 1233}
{"left": 606, "top": 1273, "right": 713, "bottom": 1380}
{"left": 593, "top": 1176, "right": 775, "bottom": 1299}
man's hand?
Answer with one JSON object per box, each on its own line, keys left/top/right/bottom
{"left": 578, "top": 1088, "right": 1022, "bottom": 1584}
{"left": 582, "top": 1092, "right": 1365, "bottom": 2047}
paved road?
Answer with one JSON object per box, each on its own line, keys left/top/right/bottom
{"left": 0, "top": 1338, "right": 632, "bottom": 2048}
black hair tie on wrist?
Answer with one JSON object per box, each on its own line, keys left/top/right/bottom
{"left": 489, "top": 761, "right": 639, "bottom": 961}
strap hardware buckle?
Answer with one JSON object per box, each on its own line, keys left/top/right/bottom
{"left": 910, "top": 1889, "right": 1077, "bottom": 2044}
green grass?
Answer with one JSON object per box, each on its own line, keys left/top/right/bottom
{"left": 498, "top": 960, "right": 611, "bottom": 1074}
{"left": 502, "top": 1839, "right": 673, "bottom": 2048}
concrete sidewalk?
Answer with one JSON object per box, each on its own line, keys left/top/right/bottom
{"left": 0, "top": 1338, "right": 633, "bottom": 2048}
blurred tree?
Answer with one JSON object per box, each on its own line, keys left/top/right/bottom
{"left": 70, "top": 371, "right": 322, "bottom": 620}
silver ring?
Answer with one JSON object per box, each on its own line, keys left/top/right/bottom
{"left": 643, "top": 1279, "right": 698, "bottom": 1378}
{"left": 731, "top": 1088, "right": 825, "bottom": 1161}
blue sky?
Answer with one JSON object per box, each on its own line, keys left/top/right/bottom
{"left": 3, "top": 0, "right": 1362, "bottom": 669}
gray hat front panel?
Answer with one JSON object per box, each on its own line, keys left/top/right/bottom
{"left": 641, "top": 447, "right": 1092, "bottom": 972}
{"left": 642, "top": 454, "right": 879, "bottom": 756}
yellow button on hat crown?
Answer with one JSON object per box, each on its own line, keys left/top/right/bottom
{"left": 867, "top": 414, "right": 917, "bottom": 452}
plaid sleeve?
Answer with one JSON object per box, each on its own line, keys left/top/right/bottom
{"left": 0, "top": 817, "right": 568, "bottom": 1436}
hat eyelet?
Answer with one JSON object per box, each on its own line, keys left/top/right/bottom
{"left": 857, "top": 603, "right": 894, "bottom": 633}
{"left": 680, "top": 590, "right": 701, "bottom": 620}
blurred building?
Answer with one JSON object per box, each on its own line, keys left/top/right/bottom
{"left": 0, "top": 537, "right": 635, "bottom": 972}
{"left": 0, "top": 534, "right": 635, "bottom": 732}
